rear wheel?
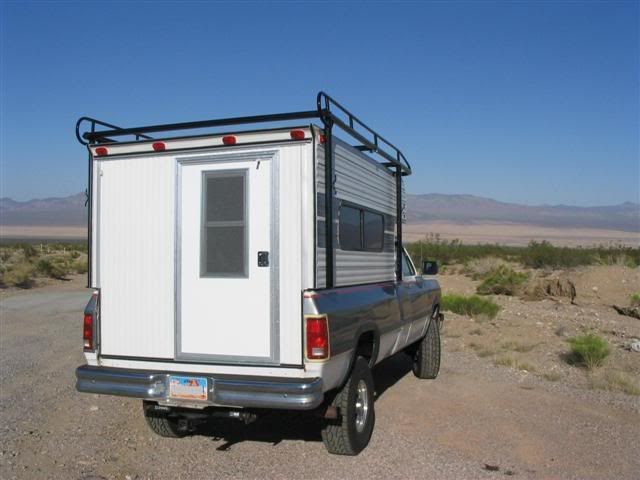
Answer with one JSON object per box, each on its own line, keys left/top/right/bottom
{"left": 143, "top": 402, "right": 188, "bottom": 438}
{"left": 321, "top": 357, "right": 375, "bottom": 455}
{"left": 412, "top": 311, "right": 441, "bottom": 379}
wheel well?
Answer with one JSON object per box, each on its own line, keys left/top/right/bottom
{"left": 355, "top": 331, "right": 377, "bottom": 369}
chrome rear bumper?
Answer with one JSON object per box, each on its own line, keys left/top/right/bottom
{"left": 76, "top": 365, "right": 323, "bottom": 410}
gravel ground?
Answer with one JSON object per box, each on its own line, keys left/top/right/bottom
{"left": 1, "top": 282, "right": 639, "bottom": 480}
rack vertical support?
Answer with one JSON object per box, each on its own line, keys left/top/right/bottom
{"left": 395, "top": 166, "right": 403, "bottom": 282}
{"left": 322, "top": 116, "right": 335, "bottom": 288}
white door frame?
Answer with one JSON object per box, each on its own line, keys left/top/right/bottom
{"left": 174, "top": 149, "right": 280, "bottom": 364}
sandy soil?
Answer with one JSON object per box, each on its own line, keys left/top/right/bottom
{"left": 3, "top": 222, "right": 639, "bottom": 247}
{"left": 438, "top": 266, "right": 640, "bottom": 399}
{"left": 0, "top": 226, "right": 86, "bottom": 240}
{"left": 404, "top": 221, "right": 640, "bottom": 246}
{"left": 1, "top": 267, "right": 639, "bottom": 479}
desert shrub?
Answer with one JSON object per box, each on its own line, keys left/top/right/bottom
{"left": 441, "top": 294, "right": 500, "bottom": 319}
{"left": 71, "top": 258, "right": 88, "bottom": 274}
{"left": 2, "top": 263, "right": 35, "bottom": 288}
{"left": 521, "top": 240, "right": 640, "bottom": 269}
{"left": 406, "top": 238, "right": 639, "bottom": 270}
{"left": 592, "top": 252, "right": 637, "bottom": 268}
{"left": 36, "top": 258, "right": 71, "bottom": 279}
{"left": 476, "top": 266, "right": 529, "bottom": 296}
{"left": 630, "top": 293, "right": 640, "bottom": 307}
{"left": 19, "top": 243, "right": 38, "bottom": 260}
{"left": 463, "top": 257, "right": 507, "bottom": 280}
{"left": 405, "top": 234, "right": 520, "bottom": 267}
{"left": 567, "top": 334, "right": 610, "bottom": 369}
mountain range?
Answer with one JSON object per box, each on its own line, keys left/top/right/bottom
{"left": 407, "top": 194, "right": 639, "bottom": 232}
{"left": 0, "top": 192, "right": 638, "bottom": 233}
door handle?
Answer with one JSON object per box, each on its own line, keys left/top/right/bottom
{"left": 257, "top": 251, "right": 269, "bottom": 267}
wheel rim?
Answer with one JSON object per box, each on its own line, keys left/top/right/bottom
{"left": 354, "top": 379, "right": 369, "bottom": 433}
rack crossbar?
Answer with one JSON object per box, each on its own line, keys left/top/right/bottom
{"left": 76, "top": 92, "right": 412, "bottom": 287}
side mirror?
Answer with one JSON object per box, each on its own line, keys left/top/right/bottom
{"left": 422, "top": 260, "right": 438, "bottom": 275}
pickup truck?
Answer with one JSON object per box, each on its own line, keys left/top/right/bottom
{"left": 75, "top": 92, "right": 442, "bottom": 455}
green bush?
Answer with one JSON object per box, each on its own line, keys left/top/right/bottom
{"left": 476, "top": 266, "right": 529, "bottom": 296}
{"left": 2, "top": 263, "right": 35, "bottom": 288}
{"left": 406, "top": 237, "right": 640, "bottom": 270}
{"left": 19, "top": 243, "right": 38, "bottom": 260}
{"left": 630, "top": 293, "right": 640, "bottom": 307}
{"left": 71, "top": 258, "right": 88, "bottom": 274}
{"left": 405, "top": 234, "right": 520, "bottom": 267}
{"left": 36, "top": 258, "right": 71, "bottom": 279}
{"left": 441, "top": 294, "right": 500, "bottom": 319}
{"left": 568, "top": 334, "right": 610, "bottom": 369}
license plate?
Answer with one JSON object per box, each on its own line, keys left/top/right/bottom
{"left": 169, "top": 376, "right": 208, "bottom": 401}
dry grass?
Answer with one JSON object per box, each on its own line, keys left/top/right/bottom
{"left": 468, "top": 342, "right": 498, "bottom": 358}
{"left": 589, "top": 370, "right": 640, "bottom": 396}
{"left": 501, "top": 341, "right": 537, "bottom": 353}
{"left": 541, "top": 372, "right": 563, "bottom": 382}
{"left": 493, "top": 355, "right": 538, "bottom": 372}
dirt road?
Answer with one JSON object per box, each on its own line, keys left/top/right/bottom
{"left": 1, "top": 284, "right": 638, "bottom": 479}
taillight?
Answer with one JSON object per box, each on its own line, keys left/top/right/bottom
{"left": 83, "top": 313, "right": 93, "bottom": 351}
{"left": 306, "top": 315, "right": 329, "bottom": 360}
{"left": 290, "top": 129, "right": 305, "bottom": 140}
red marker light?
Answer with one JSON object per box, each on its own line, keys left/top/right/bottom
{"left": 94, "top": 147, "right": 108, "bottom": 156}
{"left": 222, "top": 135, "right": 237, "bottom": 145}
{"left": 152, "top": 142, "right": 166, "bottom": 151}
{"left": 290, "top": 130, "right": 305, "bottom": 140}
{"left": 319, "top": 134, "right": 326, "bottom": 144}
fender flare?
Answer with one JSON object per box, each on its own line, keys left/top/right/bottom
{"left": 337, "top": 324, "right": 381, "bottom": 388}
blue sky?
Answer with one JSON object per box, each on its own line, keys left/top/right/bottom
{"left": 1, "top": 1, "right": 638, "bottom": 206}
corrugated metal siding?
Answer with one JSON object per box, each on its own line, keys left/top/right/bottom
{"left": 316, "top": 137, "right": 404, "bottom": 287}
{"left": 96, "top": 154, "right": 175, "bottom": 358}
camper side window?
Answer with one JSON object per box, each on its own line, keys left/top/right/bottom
{"left": 201, "top": 171, "right": 247, "bottom": 277}
{"left": 338, "top": 204, "right": 384, "bottom": 252}
{"left": 339, "top": 205, "right": 361, "bottom": 250}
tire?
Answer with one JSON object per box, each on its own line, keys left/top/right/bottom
{"left": 321, "top": 357, "right": 375, "bottom": 455}
{"left": 143, "top": 402, "right": 187, "bottom": 438}
{"left": 412, "top": 312, "right": 441, "bottom": 379}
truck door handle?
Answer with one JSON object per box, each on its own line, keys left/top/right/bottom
{"left": 257, "top": 251, "right": 269, "bottom": 267}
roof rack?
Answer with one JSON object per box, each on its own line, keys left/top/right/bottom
{"left": 76, "top": 92, "right": 411, "bottom": 288}
{"left": 75, "top": 92, "right": 411, "bottom": 176}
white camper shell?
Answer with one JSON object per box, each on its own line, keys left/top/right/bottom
{"left": 75, "top": 93, "right": 442, "bottom": 455}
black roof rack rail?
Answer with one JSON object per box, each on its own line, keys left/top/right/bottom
{"left": 316, "top": 92, "right": 411, "bottom": 175}
{"left": 77, "top": 92, "right": 411, "bottom": 288}
{"left": 75, "top": 92, "right": 411, "bottom": 176}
